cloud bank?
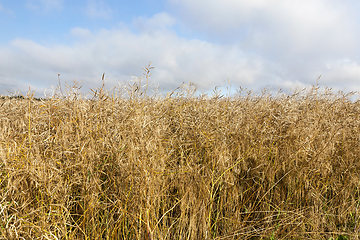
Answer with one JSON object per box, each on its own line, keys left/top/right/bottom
{"left": 1, "top": 1, "right": 360, "bottom": 99}
{"left": 169, "top": 0, "right": 360, "bottom": 91}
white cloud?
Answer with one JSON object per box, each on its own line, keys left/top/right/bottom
{"left": 323, "top": 60, "right": 360, "bottom": 86}
{"left": 167, "top": 0, "right": 360, "bottom": 91}
{"left": 85, "top": 0, "right": 112, "bottom": 19}
{"left": 169, "top": 0, "right": 357, "bottom": 52}
{"left": 133, "top": 12, "right": 177, "bottom": 34}
{"left": 70, "top": 28, "right": 93, "bottom": 40}
{"left": 26, "top": 0, "right": 64, "bottom": 12}
{"left": 1, "top": 7, "right": 360, "bottom": 98}
{"left": 0, "top": 15, "right": 265, "bottom": 98}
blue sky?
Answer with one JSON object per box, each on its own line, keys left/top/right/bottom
{"left": 1, "top": 0, "right": 360, "bottom": 99}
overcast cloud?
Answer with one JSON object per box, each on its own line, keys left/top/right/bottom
{"left": 0, "top": 0, "right": 359, "bottom": 98}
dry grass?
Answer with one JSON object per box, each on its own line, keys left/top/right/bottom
{"left": 1, "top": 66, "right": 360, "bottom": 239}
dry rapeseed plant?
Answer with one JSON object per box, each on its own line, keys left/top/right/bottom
{"left": 0, "top": 67, "right": 360, "bottom": 239}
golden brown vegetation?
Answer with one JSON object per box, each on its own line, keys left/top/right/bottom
{"left": 1, "top": 67, "right": 360, "bottom": 239}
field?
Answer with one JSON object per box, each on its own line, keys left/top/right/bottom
{"left": 1, "top": 69, "right": 360, "bottom": 239}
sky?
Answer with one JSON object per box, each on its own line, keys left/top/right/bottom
{"left": 1, "top": 0, "right": 360, "bottom": 99}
